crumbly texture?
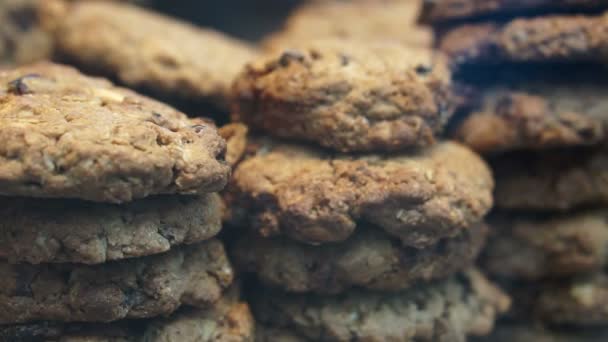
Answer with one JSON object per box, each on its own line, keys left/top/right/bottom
{"left": 454, "top": 74, "right": 608, "bottom": 154}
{"left": 218, "top": 123, "right": 249, "bottom": 168}
{"left": 263, "top": 0, "right": 433, "bottom": 50}
{"left": 421, "top": 0, "right": 608, "bottom": 23}
{"left": 0, "top": 62, "right": 230, "bottom": 203}
{"left": 482, "top": 211, "right": 608, "bottom": 280}
{"left": 252, "top": 269, "right": 511, "bottom": 342}
{"left": 0, "top": 0, "right": 53, "bottom": 66}
{"left": 492, "top": 147, "right": 608, "bottom": 211}
{"left": 231, "top": 139, "right": 493, "bottom": 248}
{"left": 0, "top": 193, "right": 223, "bottom": 264}
{"left": 40, "top": 0, "right": 258, "bottom": 108}
{"left": 439, "top": 13, "right": 608, "bottom": 67}
{"left": 472, "top": 323, "right": 608, "bottom": 342}
{"left": 0, "top": 239, "right": 234, "bottom": 324}
{"left": 0, "top": 288, "right": 254, "bottom": 341}
{"left": 233, "top": 223, "right": 487, "bottom": 294}
{"left": 231, "top": 40, "right": 454, "bottom": 152}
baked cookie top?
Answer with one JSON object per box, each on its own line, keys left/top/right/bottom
{"left": 231, "top": 139, "right": 493, "bottom": 247}
{"left": 0, "top": 239, "right": 233, "bottom": 324}
{"left": 40, "top": 0, "right": 257, "bottom": 108}
{"left": 0, "top": 62, "right": 229, "bottom": 203}
{"left": 232, "top": 40, "right": 454, "bottom": 152}
{"left": 252, "top": 269, "right": 510, "bottom": 342}
{"left": 0, "top": 193, "right": 223, "bottom": 265}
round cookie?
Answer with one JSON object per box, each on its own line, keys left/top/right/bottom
{"left": 233, "top": 223, "right": 487, "bottom": 294}
{"left": 263, "top": 0, "right": 433, "bottom": 51}
{"left": 0, "top": 0, "right": 52, "bottom": 66}
{"left": 0, "top": 239, "right": 233, "bottom": 324}
{"left": 252, "top": 269, "right": 511, "bottom": 342}
{"left": 482, "top": 210, "right": 608, "bottom": 280}
{"left": 421, "top": 0, "right": 608, "bottom": 23}
{"left": 439, "top": 12, "right": 608, "bottom": 67}
{"left": 231, "top": 139, "right": 493, "bottom": 248}
{"left": 0, "top": 288, "right": 254, "bottom": 341}
{"left": 492, "top": 147, "right": 608, "bottom": 211}
{"left": 453, "top": 69, "right": 608, "bottom": 154}
{"left": 39, "top": 0, "right": 257, "bottom": 108}
{"left": 0, "top": 193, "right": 223, "bottom": 264}
{"left": 0, "top": 62, "right": 229, "bottom": 203}
{"left": 232, "top": 40, "right": 454, "bottom": 152}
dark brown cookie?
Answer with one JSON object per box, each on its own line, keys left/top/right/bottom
{"left": 233, "top": 223, "right": 487, "bottom": 294}
{"left": 482, "top": 210, "right": 608, "bottom": 280}
{"left": 232, "top": 40, "right": 454, "bottom": 152}
{"left": 439, "top": 12, "right": 608, "bottom": 67}
{"left": 421, "top": 0, "right": 608, "bottom": 23}
{"left": 231, "top": 140, "right": 493, "bottom": 248}
{"left": 492, "top": 147, "right": 608, "bottom": 211}
{"left": 263, "top": 0, "right": 433, "bottom": 50}
{"left": 0, "top": 239, "right": 233, "bottom": 324}
{"left": 0, "top": 287, "right": 254, "bottom": 341}
{"left": 252, "top": 269, "right": 510, "bottom": 342}
{"left": 0, "top": 62, "right": 229, "bottom": 203}
{"left": 453, "top": 73, "right": 608, "bottom": 154}
{"left": 40, "top": 0, "right": 258, "bottom": 108}
{"left": 0, "top": 193, "right": 223, "bottom": 264}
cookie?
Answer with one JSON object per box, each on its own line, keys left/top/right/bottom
{"left": 0, "top": 239, "right": 233, "bottom": 324}
{"left": 439, "top": 12, "right": 608, "bottom": 67}
{"left": 0, "top": 193, "right": 223, "bottom": 264}
{"left": 252, "top": 269, "right": 510, "bottom": 342}
{"left": 0, "top": 287, "right": 254, "bottom": 341}
{"left": 453, "top": 70, "right": 608, "bottom": 154}
{"left": 0, "top": 0, "right": 52, "bottom": 66}
{"left": 233, "top": 223, "right": 487, "bottom": 294}
{"left": 421, "top": 0, "right": 608, "bottom": 23}
{"left": 482, "top": 210, "right": 608, "bottom": 280}
{"left": 473, "top": 323, "right": 608, "bottom": 342}
{"left": 231, "top": 40, "right": 454, "bottom": 152}
{"left": 263, "top": 0, "right": 433, "bottom": 51}
{"left": 218, "top": 123, "right": 249, "bottom": 168}
{"left": 0, "top": 62, "right": 230, "bottom": 203}
{"left": 492, "top": 147, "right": 608, "bottom": 211}
{"left": 231, "top": 139, "right": 493, "bottom": 247}
{"left": 40, "top": 0, "right": 258, "bottom": 108}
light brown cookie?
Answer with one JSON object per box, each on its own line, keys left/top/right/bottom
{"left": 0, "top": 239, "right": 233, "bottom": 324}
{"left": 0, "top": 62, "right": 229, "bottom": 203}
{"left": 40, "top": 0, "right": 258, "bottom": 108}
{"left": 252, "top": 269, "right": 510, "bottom": 342}
{"left": 232, "top": 40, "right": 454, "bottom": 152}
{"left": 263, "top": 0, "right": 433, "bottom": 50}
{"left": 231, "top": 139, "right": 493, "bottom": 248}
{"left": 218, "top": 123, "right": 249, "bottom": 168}
{"left": 233, "top": 223, "right": 487, "bottom": 294}
{"left": 0, "top": 193, "right": 223, "bottom": 264}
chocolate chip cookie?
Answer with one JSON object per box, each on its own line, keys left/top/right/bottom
{"left": 231, "top": 139, "right": 493, "bottom": 247}
{"left": 40, "top": 0, "right": 258, "bottom": 108}
{"left": 233, "top": 223, "right": 487, "bottom": 294}
{"left": 0, "top": 62, "right": 229, "bottom": 203}
{"left": 0, "top": 239, "right": 233, "bottom": 324}
{"left": 252, "top": 269, "right": 510, "bottom": 342}
{"left": 232, "top": 40, "right": 454, "bottom": 152}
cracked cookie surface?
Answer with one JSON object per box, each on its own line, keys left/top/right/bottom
{"left": 0, "top": 239, "right": 233, "bottom": 324}
{"left": 252, "top": 270, "right": 510, "bottom": 342}
{"left": 232, "top": 40, "right": 454, "bottom": 152}
{"left": 0, "top": 193, "right": 223, "bottom": 264}
{"left": 231, "top": 139, "right": 493, "bottom": 248}
{"left": 0, "top": 62, "right": 229, "bottom": 203}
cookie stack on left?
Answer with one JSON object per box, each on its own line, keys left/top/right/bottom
{"left": 0, "top": 62, "right": 254, "bottom": 341}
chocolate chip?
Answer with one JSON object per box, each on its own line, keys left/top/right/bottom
{"left": 192, "top": 124, "right": 206, "bottom": 133}
{"left": 279, "top": 49, "right": 305, "bottom": 67}
{"left": 339, "top": 53, "right": 351, "bottom": 66}
{"left": 415, "top": 64, "right": 433, "bottom": 75}
{"left": 152, "top": 112, "right": 162, "bottom": 119}
{"left": 7, "top": 74, "right": 41, "bottom": 95}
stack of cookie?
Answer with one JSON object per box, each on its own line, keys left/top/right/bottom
{"left": 421, "top": 0, "right": 608, "bottom": 339}
{"left": 225, "top": 2, "right": 511, "bottom": 339}
{"left": 0, "top": 62, "right": 254, "bottom": 341}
